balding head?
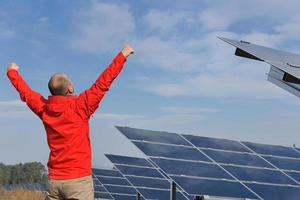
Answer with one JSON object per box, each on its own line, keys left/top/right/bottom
{"left": 48, "top": 73, "right": 74, "bottom": 96}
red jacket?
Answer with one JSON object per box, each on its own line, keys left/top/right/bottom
{"left": 7, "top": 52, "right": 126, "bottom": 180}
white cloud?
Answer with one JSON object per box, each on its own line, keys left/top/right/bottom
{"left": 198, "top": 9, "right": 238, "bottom": 31}
{"left": 240, "top": 31, "right": 284, "bottom": 48}
{"left": 143, "top": 10, "right": 193, "bottom": 36}
{"left": 0, "top": 100, "right": 24, "bottom": 107}
{"left": 274, "top": 20, "right": 300, "bottom": 40}
{"left": 70, "top": 0, "right": 300, "bottom": 100}
{"left": 0, "top": 100, "right": 32, "bottom": 118}
{"left": 91, "top": 105, "right": 220, "bottom": 135}
{"left": 161, "top": 106, "right": 220, "bottom": 114}
{"left": 93, "top": 113, "right": 144, "bottom": 121}
{"left": 72, "top": 1, "right": 135, "bottom": 54}
{"left": 146, "top": 73, "right": 288, "bottom": 99}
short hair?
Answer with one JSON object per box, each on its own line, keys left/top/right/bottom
{"left": 48, "top": 73, "right": 70, "bottom": 96}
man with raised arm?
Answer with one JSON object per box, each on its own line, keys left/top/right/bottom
{"left": 7, "top": 44, "right": 134, "bottom": 200}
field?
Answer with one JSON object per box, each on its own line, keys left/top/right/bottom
{"left": 0, "top": 188, "right": 44, "bottom": 200}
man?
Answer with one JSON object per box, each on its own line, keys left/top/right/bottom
{"left": 7, "top": 44, "right": 134, "bottom": 200}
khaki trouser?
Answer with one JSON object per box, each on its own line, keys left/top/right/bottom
{"left": 46, "top": 175, "right": 94, "bottom": 200}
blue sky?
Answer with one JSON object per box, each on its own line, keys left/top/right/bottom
{"left": 1, "top": 0, "right": 300, "bottom": 168}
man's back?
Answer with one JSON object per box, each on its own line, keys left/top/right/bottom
{"left": 42, "top": 95, "right": 91, "bottom": 179}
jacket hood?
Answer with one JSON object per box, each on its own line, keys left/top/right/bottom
{"left": 46, "top": 95, "right": 76, "bottom": 116}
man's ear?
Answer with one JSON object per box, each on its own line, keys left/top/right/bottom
{"left": 68, "top": 85, "right": 74, "bottom": 95}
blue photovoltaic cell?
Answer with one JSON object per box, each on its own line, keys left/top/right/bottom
{"left": 151, "top": 158, "right": 233, "bottom": 180}
{"left": 286, "top": 171, "right": 300, "bottom": 183}
{"left": 126, "top": 176, "right": 170, "bottom": 189}
{"left": 242, "top": 142, "right": 300, "bottom": 158}
{"left": 93, "top": 175, "right": 101, "bottom": 186}
{"left": 106, "top": 154, "right": 152, "bottom": 167}
{"left": 262, "top": 155, "right": 300, "bottom": 171}
{"left": 111, "top": 194, "right": 138, "bottom": 200}
{"left": 115, "top": 164, "right": 164, "bottom": 178}
{"left": 183, "top": 134, "right": 251, "bottom": 153}
{"left": 94, "top": 192, "right": 113, "bottom": 199}
{"left": 97, "top": 176, "right": 131, "bottom": 186}
{"left": 202, "top": 149, "right": 273, "bottom": 168}
{"left": 94, "top": 185, "right": 107, "bottom": 192}
{"left": 93, "top": 168, "right": 122, "bottom": 177}
{"left": 223, "top": 165, "right": 296, "bottom": 185}
{"left": 116, "top": 126, "right": 191, "bottom": 146}
{"left": 170, "top": 176, "right": 258, "bottom": 199}
{"left": 246, "top": 183, "right": 300, "bottom": 200}
{"left": 133, "top": 141, "right": 211, "bottom": 162}
{"left": 104, "top": 185, "right": 137, "bottom": 195}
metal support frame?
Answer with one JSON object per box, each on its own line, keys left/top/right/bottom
{"left": 136, "top": 192, "right": 141, "bottom": 200}
{"left": 194, "top": 196, "right": 203, "bottom": 200}
{"left": 171, "top": 181, "right": 176, "bottom": 200}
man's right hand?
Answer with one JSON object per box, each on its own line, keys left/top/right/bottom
{"left": 121, "top": 44, "right": 134, "bottom": 58}
{"left": 7, "top": 63, "right": 19, "bottom": 72}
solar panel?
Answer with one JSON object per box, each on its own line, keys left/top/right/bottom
{"left": 201, "top": 149, "right": 273, "bottom": 168}
{"left": 245, "top": 183, "right": 300, "bottom": 200}
{"left": 116, "top": 126, "right": 300, "bottom": 200}
{"left": 242, "top": 141, "right": 300, "bottom": 158}
{"left": 92, "top": 174, "right": 113, "bottom": 199}
{"left": 106, "top": 154, "right": 191, "bottom": 200}
{"left": 262, "top": 155, "right": 300, "bottom": 171}
{"left": 92, "top": 168, "right": 142, "bottom": 200}
{"left": 170, "top": 176, "right": 258, "bottom": 199}
{"left": 116, "top": 126, "right": 191, "bottom": 146}
{"left": 183, "top": 134, "right": 251, "bottom": 153}
{"left": 222, "top": 165, "right": 297, "bottom": 185}
{"left": 150, "top": 158, "right": 233, "bottom": 180}
{"left": 286, "top": 171, "right": 300, "bottom": 182}
{"left": 132, "top": 141, "right": 211, "bottom": 162}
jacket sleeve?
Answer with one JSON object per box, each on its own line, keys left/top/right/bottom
{"left": 7, "top": 69, "right": 47, "bottom": 118}
{"left": 75, "top": 52, "right": 127, "bottom": 119}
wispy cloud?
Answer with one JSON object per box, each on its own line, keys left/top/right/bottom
{"left": 93, "top": 113, "right": 144, "bottom": 121}
{"left": 161, "top": 106, "right": 220, "bottom": 114}
{"left": 71, "top": 1, "right": 135, "bottom": 54}
{"left": 92, "top": 105, "right": 220, "bottom": 133}
{"left": 69, "top": 0, "right": 300, "bottom": 100}
{"left": 0, "top": 100, "right": 31, "bottom": 118}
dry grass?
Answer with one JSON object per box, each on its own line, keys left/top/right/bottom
{"left": 0, "top": 188, "right": 44, "bottom": 200}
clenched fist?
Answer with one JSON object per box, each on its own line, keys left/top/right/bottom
{"left": 121, "top": 44, "right": 134, "bottom": 58}
{"left": 7, "top": 63, "right": 19, "bottom": 72}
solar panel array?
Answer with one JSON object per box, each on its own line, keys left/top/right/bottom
{"left": 93, "top": 173, "right": 114, "bottom": 199}
{"left": 93, "top": 168, "right": 142, "bottom": 200}
{"left": 112, "top": 126, "right": 300, "bottom": 200}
